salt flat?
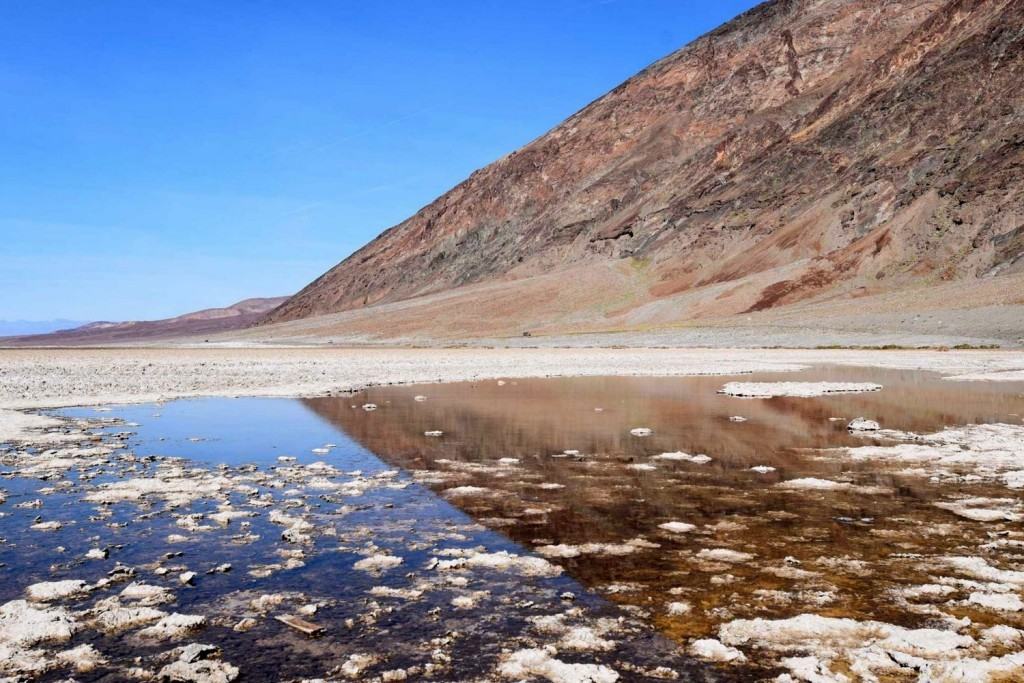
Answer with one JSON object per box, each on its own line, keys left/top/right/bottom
{"left": 2, "top": 347, "right": 1024, "bottom": 413}
{"left": 3, "top": 350, "right": 1024, "bottom": 681}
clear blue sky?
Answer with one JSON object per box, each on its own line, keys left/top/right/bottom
{"left": 1, "top": 0, "right": 760, "bottom": 321}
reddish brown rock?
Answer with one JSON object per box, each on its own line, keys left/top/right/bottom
{"left": 263, "top": 0, "right": 1024, "bottom": 338}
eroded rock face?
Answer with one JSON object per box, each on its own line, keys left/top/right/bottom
{"left": 266, "top": 0, "right": 1024, "bottom": 335}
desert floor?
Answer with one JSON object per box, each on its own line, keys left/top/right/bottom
{"left": 1, "top": 346, "right": 1024, "bottom": 416}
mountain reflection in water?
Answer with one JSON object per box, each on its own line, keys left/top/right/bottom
{"left": 302, "top": 367, "right": 1024, "bottom": 641}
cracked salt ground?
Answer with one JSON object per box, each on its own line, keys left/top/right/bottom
{"left": 1, "top": 398, "right": 726, "bottom": 681}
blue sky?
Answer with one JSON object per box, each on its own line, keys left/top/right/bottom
{"left": 1, "top": 0, "right": 760, "bottom": 321}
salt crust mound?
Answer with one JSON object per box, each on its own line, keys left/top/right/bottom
{"left": 846, "top": 424, "right": 1024, "bottom": 477}
{"left": 0, "top": 408, "right": 63, "bottom": 442}
{"left": 719, "top": 381, "right": 883, "bottom": 398}
{"left": 498, "top": 646, "right": 619, "bottom": 682}
{"left": 0, "top": 599, "right": 81, "bottom": 677}
{"left": 720, "top": 613, "right": 1024, "bottom": 681}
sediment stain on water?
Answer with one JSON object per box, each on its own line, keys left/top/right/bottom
{"left": 1, "top": 367, "right": 1023, "bottom": 680}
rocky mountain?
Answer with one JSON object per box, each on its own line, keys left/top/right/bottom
{"left": 264, "top": 0, "right": 1024, "bottom": 339}
{"left": 3, "top": 297, "right": 289, "bottom": 346}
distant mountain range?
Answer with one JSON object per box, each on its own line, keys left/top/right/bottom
{"left": 0, "top": 320, "right": 89, "bottom": 337}
{"left": 1, "top": 297, "right": 288, "bottom": 346}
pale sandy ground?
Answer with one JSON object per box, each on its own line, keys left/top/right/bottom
{"left": 2, "top": 347, "right": 1024, "bottom": 418}
{"left": 8, "top": 271, "right": 1019, "bottom": 349}
{"left": 195, "top": 271, "right": 1024, "bottom": 349}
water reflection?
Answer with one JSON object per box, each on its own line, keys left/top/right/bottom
{"left": 303, "top": 367, "right": 1024, "bottom": 641}
{"left": 4, "top": 367, "right": 1021, "bottom": 680}
{"left": 2, "top": 397, "right": 726, "bottom": 682}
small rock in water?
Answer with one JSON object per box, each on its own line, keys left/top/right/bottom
{"left": 848, "top": 417, "right": 880, "bottom": 431}
{"left": 232, "top": 617, "right": 257, "bottom": 632}
{"left": 341, "top": 653, "right": 380, "bottom": 678}
{"left": 120, "top": 582, "right": 173, "bottom": 605}
{"left": 26, "top": 579, "right": 89, "bottom": 602}
{"left": 967, "top": 592, "right": 1024, "bottom": 612}
{"left": 652, "top": 451, "right": 711, "bottom": 464}
{"left": 414, "top": 395, "right": 428, "bottom": 402}
{"left": 274, "top": 613, "right": 324, "bottom": 635}
{"left": 499, "top": 647, "right": 618, "bottom": 682}
{"left": 362, "top": 403, "right": 378, "bottom": 411}
{"left": 56, "top": 643, "right": 107, "bottom": 672}
{"left": 630, "top": 427, "right": 653, "bottom": 437}
{"left": 750, "top": 465, "right": 776, "bottom": 474}
{"left": 690, "top": 638, "right": 747, "bottom": 663}
{"left": 181, "top": 644, "right": 218, "bottom": 662}
{"left": 353, "top": 553, "right": 403, "bottom": 573}
{"left": 667, "top": 601, "right": 692, "bottom": 616}
{"left": 697, "top": 548, "right": 754, "bottom": 563}
{"left": 179, "top": 571, "right": 197, "bottom": 585}
{"left": 424, "top": 430, "right": 443, "bottom": 437}
{"left": 729, "top": 416, "right": 747, "bottom": 422}
{"left": 137, "top": 612, "right": 207, "bottom": 640}
{"left": 159, "top": 644, "right": 238, "bottom": 683}
{"left": 719, "top": 381, "right": 883, "bottom": 398}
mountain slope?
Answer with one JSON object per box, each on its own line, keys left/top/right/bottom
{"left": 3, "top": 297, "right": 289, "bottom": 346}
{"left": 267, "top": 0, "right": 1024, "bottom": 335}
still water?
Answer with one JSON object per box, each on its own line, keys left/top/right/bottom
{"left": 314, "top": 368, "right": 1024, "bottom": 640}
{"left": 2, "top": 366, "right": 1022, "bottom": 681}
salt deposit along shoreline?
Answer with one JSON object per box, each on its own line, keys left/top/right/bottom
{"left": 2, "top": 347, "right": 1024, "bottom": 414}
{"left": 0, "top": 384, "right": 730, "bottom": 681}
{"left": 3, "top": 349, "right": 1024, "bottom": 680}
